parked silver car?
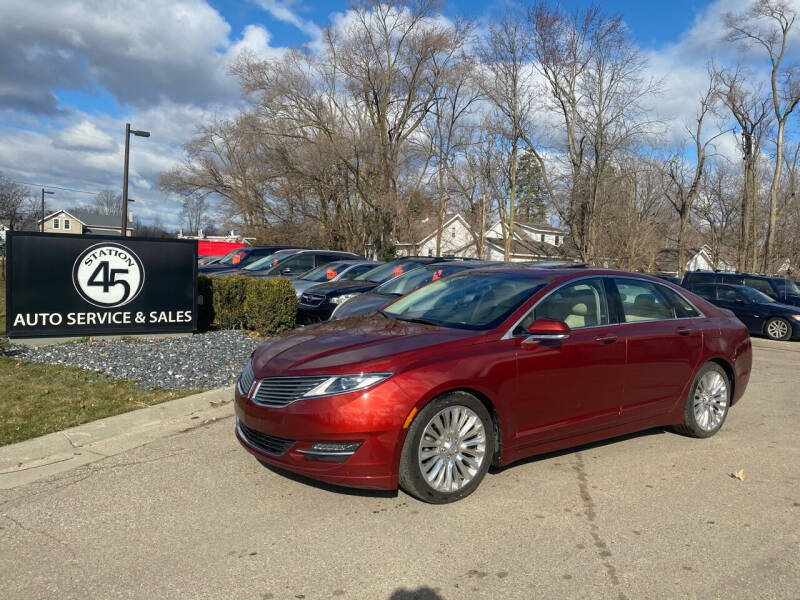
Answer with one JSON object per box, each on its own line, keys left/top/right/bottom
{"left": 291, "top": 260, "right": 383, "bottom": 297}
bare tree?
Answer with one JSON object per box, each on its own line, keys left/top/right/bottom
{"left": 0, "top": 174, "right": 32, "bottom": 231}
{"left": 726, "top": 0, "right": 800, "bottom": 272}
{"left": 663, "top": 69, "right": 726, "bottom": 276}
{"left": 92, "top": 189, "right": 122, "bottom": 216}
{"left": 717, "top": 68, "right": 772, "bottom": 271}
{"left": 180, "top": 195, "right": 208, "bottom": 235}
{"left": 477, "top": 12, "right": 541, "bottom": 260}
{"left": 528, "top": 3, "right": 659, "bottom": 262}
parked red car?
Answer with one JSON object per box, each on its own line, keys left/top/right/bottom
{"left": 235, "top": 268, "right": 752, "bottom": 503}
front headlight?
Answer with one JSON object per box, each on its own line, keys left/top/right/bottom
{"left": 302, "top": 373, "right": 392, "bottom": 397}
{"left": 330, "top": 293, "right": 358, "bottom": 305}
{"left": 791, "top": 314, "right": 800, "bottom": 322}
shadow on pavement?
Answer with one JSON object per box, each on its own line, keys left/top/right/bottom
{"left": 388, "top": 587, "right": 444, "bottom": 600}
{"left": 257, "top": 460, "right": 398, "bottom": 499}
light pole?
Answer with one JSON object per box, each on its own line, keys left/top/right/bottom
{"left": 41, "top": 188, "right": 54, "bottom": 232}
{"left": 121, "top": 123, "right": 150, "bottom": 235}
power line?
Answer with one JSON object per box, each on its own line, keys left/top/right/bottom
{"left": 8, "top": 179, "right": 104, "bottom": 196}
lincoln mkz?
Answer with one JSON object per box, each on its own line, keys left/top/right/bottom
{"left": 234, "top": 268, "right": 751, "bottom": 503}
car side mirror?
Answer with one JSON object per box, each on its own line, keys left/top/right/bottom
{"left": 281, "top": 268, "right": 292, "bottom": 275}
{"left": 522, "top": 318, "right": 571, "bottom": 345}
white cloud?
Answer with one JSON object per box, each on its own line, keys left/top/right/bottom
{"left": 254, "top": 0, "right": 321, "bottom": 38}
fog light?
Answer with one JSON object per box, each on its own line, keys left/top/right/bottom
{"left": 297, "top": 441, "right": 362, "bottom": 461}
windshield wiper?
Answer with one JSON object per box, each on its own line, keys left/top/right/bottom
{"left": 389, "top": 315, "right": 441, "bottom": 326}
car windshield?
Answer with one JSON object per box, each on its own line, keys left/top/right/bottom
{"left": 739, "top": 286, "right": 775, "bottom": 304}
{"left": 242, "top": 252, "right": 287, "bottom": 271}
{"left": 216, "top": 249, "right": 242, "bottom": 266}
{"left": 774, "top": 279, "right": 800, "bottom": 295}
{"left": 300, "top": 262, "right": 348, "bottom": 282}
{"left": 383, "top": 272, "right": 547, "bottom": 330}
{"left": 376, "top": 264, "right": 469, "bottom": 296}
{"left": 354, "top": 260, "right": 423, "bottom": 284}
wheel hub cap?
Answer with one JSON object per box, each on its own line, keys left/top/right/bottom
{"left": 419, "top": 405, "right": 486, "bottom": 493}
{"left": 693, "top": 371, "right": 729, "bottom": 432}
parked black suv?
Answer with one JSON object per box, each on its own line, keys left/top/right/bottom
{"left": 198, "top": 245, "right": 299, "bottom": 274}
{"left": 682, "top": 271, "right": 800, "bottom": 307}
{"left": 296, "top": 257, "right": 457, "bottom": 323}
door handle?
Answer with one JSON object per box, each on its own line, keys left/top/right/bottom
{"left": 676, "top": 327, "right": 692, "bottom": 335}
{"left": 594, "top": 335, "right": 617, "bottom": 344}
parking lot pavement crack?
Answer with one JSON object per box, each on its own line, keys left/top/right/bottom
{"left": 573, "top": 452, "right": 627, "bottom": 599}
{"left": 2, "top": 513, "right": 73, "bottom": 552}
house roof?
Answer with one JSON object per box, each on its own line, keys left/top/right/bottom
{"left": 38, "top": 209, "right": 132, "bottom": 230}
{"left": 38, "top": 210, "right": 87, "bottom": 226}
{"left": 485, "top": 235, "right": 574, "bottom": 259}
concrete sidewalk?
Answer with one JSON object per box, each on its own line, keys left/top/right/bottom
{"left": 0, "top": 385, "right": 234, "bottom": 490}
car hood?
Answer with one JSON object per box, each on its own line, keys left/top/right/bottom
{"left": 302, "top": 280, "right": 379, "bottom": 297}
{"left": 764, "top": 301, "right": 800, "bottom": 314}
{"left": 779, "top": 294, "right": 800, "bottom": 307}
{"left": 208, "top": 268, "right": 244, "bottom": 277}
{"left": 200, "top": 264, "right": 239, "bottom": 274}
{"left": 292, "top": 279, "right": 324, "bottom": 296}
{"left": 251, "top": 314, "right": 478, "bottom": 376}
{"left": 332, "top": 291, "right": 394, "bottom": 319}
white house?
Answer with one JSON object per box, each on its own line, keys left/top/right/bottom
{"left": 485, "top": 221, "right": 566, "bottom": 247}
{"left": 396, "top": 214, "right": 573, "bottom": 262}
{"left": 0, "top": 223, "right": 8, "bottom": 246}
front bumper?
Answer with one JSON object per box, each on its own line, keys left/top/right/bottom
{"left": 296, "top": 303, "right": 336, "bottom": 324}
{"left": 234, "top": 380, "right": 411, "bottom": 490}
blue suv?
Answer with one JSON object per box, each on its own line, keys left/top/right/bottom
{"left": 682, "top": 271, "right": 800, "bottom": 307}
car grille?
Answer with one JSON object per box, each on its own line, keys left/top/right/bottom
{"left": 238, "top": 420, "right": 294, "bottom": 455}
{"left": 253, "top": 376, "right": 330, "bottom": 407}
{"left": 300, "top": 293, "right": 325, "bottom": 306}
{"left": 238, "top": 361, "right": 254, "bottom": 395}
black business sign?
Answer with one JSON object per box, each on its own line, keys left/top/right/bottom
{"left": 5, "top": 232, "right": 197, "bottom": 338}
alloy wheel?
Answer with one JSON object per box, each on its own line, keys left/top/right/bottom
{"left": 693, "top": 371, "right": 729, "bottom": 432}
{"left": 766, "top": 318, "right": 789, "bottom": 340}
{"left": 418, "top": 405, "right": 486, "bottom": 493}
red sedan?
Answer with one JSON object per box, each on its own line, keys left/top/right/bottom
{"left": 234, "top": 268, "right": 752, "bottom": 503}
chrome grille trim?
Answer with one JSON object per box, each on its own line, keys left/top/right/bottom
{"left": 300, "top": 293, "right": 325, "bottom": 306}
{"left": 237, "top": 361, "right": 254, "bottom": 396}
{"left": 252, "top": 376, "right": 331, "bottom": 408}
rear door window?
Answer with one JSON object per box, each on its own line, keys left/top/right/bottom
{"left": 614, "top": 279, "right": 676, "bottom": 322}
{"left": 719, "top": 274, "right": 743, "bottom": 285}
{"left": 688, "top": 284, "right": 716, "bottom": 301}
{"left": 717, "top": 286, "right": 745, "bottom": 303}
{"left": 743, "top": 277, "right": 776, "bottom": 298}
{"left": 660, "top": 286, "right": 701, "bottom": 317}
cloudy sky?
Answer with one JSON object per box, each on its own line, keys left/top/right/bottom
{"left": 0, "top": 0, "right": 786, "bottom": 230}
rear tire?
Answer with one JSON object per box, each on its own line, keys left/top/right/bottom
{"left": 399, "top": 392, "right": 494, "bottom": 504}
{"left": 673, "top": 362, "right": 730, "bottom": 438}
{"left": 764, "top": 317, "right": 792, "bottom": 341}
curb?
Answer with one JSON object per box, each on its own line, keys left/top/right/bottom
{"left": 0, "top": 385, "right": 235, "bottom": 490}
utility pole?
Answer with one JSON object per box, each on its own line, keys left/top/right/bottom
{"left": 40, "top": 187, "right": 54, "bottom": 232}
{"left": 121, "top": 123, "right": 150, "bottom": 236}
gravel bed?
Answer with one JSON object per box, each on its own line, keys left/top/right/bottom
{"left": 9, "top": 330, "right": 263, "bottom": 391}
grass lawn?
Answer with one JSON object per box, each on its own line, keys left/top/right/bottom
{"left": 0, "top": 356, "right": 199, "bottom": 446}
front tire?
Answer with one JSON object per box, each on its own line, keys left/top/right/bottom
{"left": 765, "top": 317, "right": 792, "bottom": 341}
{"left": 399, "top": 392, "right": 494, "bottom": 504}
{"left": 673, "top": 362, "right": 730, "bottom": 438}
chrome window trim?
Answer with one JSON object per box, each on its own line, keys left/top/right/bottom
{"left": 501, "top": 274, "right": 706, "bottom": 340}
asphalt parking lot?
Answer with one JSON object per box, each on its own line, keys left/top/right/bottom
{"left": 1, "top": 338, "right": 799, "bottom": 600}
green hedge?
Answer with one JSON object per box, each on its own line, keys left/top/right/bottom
{"left": 197, "top": 274, "right": 297, "bottom": 336}
{"left": 243, "top": 277, "right": 297, "bottom": 336}
{"left": 211, "top": 275, "right": 250, "bottom": 329}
